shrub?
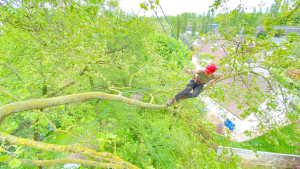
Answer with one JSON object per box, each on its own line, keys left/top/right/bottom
{"left": 274, "top": 28, "right": 285, "bottom": 37}
{"left": 257, "top": 31, "right": 268, "bottom": 39}
{"left": 287, "top": 32, "right": 298, "bottom": 43}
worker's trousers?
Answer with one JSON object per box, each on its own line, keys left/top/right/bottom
{"left": 175, "top": 79, "right": 204, "bottom": 101}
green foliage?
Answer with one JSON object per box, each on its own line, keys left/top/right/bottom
{"left": 152, "top": 34, "right": 192, "bottom": 66}
{"left": 257, "top": 31, "right": 268, "bottom": 39}
{"left": 0, "top": 0, "right": 299, "bottom": 168}
{"left": 8, "top": 159, "right": 21, "bottom": 168}
{"left": 274, "top": 28, "right": 285, "bottom": 37}
{"left": 0, "top": 1, "right": 202, "bottom": 168}
{"left": 198, "top": 10, "right": 215, "bottom": 34}
{"left": 229, "top": 124, "right": 300, "bottom": 155}
{"left": 287, "top": 32, "right": 298, "bottom": 42}
{"left": 0, "top": 155, "right": 9, "bottom": 163}
{"left": 139, "top": 0, "right": 160, "bottom": 11}
{"left": 199, "top": 53, "right": 215, "bottom": 60}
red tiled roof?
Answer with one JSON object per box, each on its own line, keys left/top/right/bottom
{"left": 194, "top": 39, "right": 228, "bottom": 64}
{"left": 215, "top": 74, "right": 270, "bottom": 119}
{"left": 194, "top": 39, "right": 271, "bottom": 119}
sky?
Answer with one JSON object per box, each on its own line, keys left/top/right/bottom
{"left": 119, "top": 0, "right": 275, "bottom": 16}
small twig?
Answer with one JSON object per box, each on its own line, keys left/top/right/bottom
{"left": 0, "top": 146, "right": 13, "bottom": 155}
{"left": 108, "top": 68, "right": 142, "bottom": 95}
{"left": 47, "top": 65, "right": 88, "bottom": 97}
{"left": 286, "top": 2, "right": 300, "bottom": 18}
{"left": 41, "top": 133, "right": 61, "bottom": 140}
{"left": 250, "top": 67, "right": 286, "bottom": 106}
{"left": 108, "top": 87, "right": 124, "bottom": 95}
{"left": 2, "top": 63, "right": 33, "bottom": 92}
{"left": 28, "top": 59, "right": 46, "bottom": 77}
{"left": 43, "top": 116, "right": 78, "bottom": 140}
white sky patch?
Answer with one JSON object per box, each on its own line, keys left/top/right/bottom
{"left": 119, "top": 0, "right": 275, "bottom": 16}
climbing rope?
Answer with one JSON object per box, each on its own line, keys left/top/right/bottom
{"left": 53, "top": 79, "right": 189, "bottom": 160}
{"left": 158, "top": 4, "right": 193, "bottom": 71}
{"left": 54, "top": 101, "right": 114, "bottom": 159}
{"left": 147, "top": 0, "right": 195, "bottom": 77}
{"left": 147, "top": 0, "right": 194, "bottom": 77}
{"left": 121, "top": 80, "right": 189, "bottom": 94}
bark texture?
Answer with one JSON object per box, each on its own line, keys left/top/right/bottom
{"left": 0, "top": 92, "right": 170, "bottom": 124}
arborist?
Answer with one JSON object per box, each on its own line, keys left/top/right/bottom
{"left": 166, "top": 64, "right": 222, "bottom": 106}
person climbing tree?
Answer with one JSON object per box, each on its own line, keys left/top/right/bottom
{"left": 166, "top": 64, "right": 222, "bottom": 106}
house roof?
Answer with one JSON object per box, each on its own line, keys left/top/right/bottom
{"left": 216, "top": 74, "right": 270, "bottom": 120}
{"left": 186, "top": 25, "right": 192, "bottom": 32}
{"left": 193, "top": 38, "right": 271, "bottom": 120}
{"left": 193, "top": 39, "right": 204, "bottom": 46}
{"left": 195, "top": 39, "right": 227, "bottom": 63}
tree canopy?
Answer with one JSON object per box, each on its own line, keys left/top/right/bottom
{"left": 0, "top": 0, "right": 299, "bottom": 168}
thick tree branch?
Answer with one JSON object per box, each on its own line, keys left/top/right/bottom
{"left": 0, "top": 92, "right": 178, "bottom": 124}
{"left": 0, "top": 132, "right": 138, "bottom": 168}
{"left": 5, "top": 158, "right": 122, "bottom": 168}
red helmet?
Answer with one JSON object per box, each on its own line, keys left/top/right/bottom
{"left": 205, "top": 64, "right": 217, "bottom": 74}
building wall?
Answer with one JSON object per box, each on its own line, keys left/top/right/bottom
{"left": 225, "top": 111, "right": 242, "bottom": 132}
{"left": 201, "top": 94, "right": 291, "bottom": 134}
{"left": 257, "top": 26, "right": 300, "bottom": 35}
{"left": 237, "top": 114, "right": 259, "bottom": 134}
{"left": 202, "top": 97, "right": 243, "bottom": 133}
{"left": 201, "top": 96, "right": 263, "bottom": 134}
{"left": 217, "top": 146, "right": 300, "bottom": 168}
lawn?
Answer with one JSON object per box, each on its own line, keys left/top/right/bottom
{"left": 216, "top": 123, "right": 300, "bottom": 155}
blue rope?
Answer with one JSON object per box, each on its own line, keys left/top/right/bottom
{"left": 147, "top": 0, "right": 186, "bottom": 70}
{"left": 54, "top": 101, "right": 114, "bottom": 159}
{"left": 121, "top": 80, "right": 189, "bottom": 94}
{"left": 147, "top": 0, "right": 194, "bottom": 78}
{"left": 51, "top": 78, "right": 191, "bottom": 162}
{"left": 158, "top": 4, "right": 193, "bottom": 72}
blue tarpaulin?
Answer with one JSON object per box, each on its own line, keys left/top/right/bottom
{"left": 225, "top": 118, "right": 235, "bottom": 131}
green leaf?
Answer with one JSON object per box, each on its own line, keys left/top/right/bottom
{"left": 0, "top": 155, "right": 9, "bottom": 163}
{"left": 236, "top": 155, "right": 242, "bottom": 163}
{"left": 8, "top": 159, "right": 21, "bottom": 168}
{"left": 106, "top": 133, "right": 117, "bottom": 140}
{"left": 70, "top": 5, "right": 74, "bottom": 12}
{"left": 155, "top": 0, "right": 160, "bottom": 5}
{"left": 97, "top": 138, "right": 105, "bottom": 150}
{"left": 139, "top": 3, "right": 148, "bottom": 11}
